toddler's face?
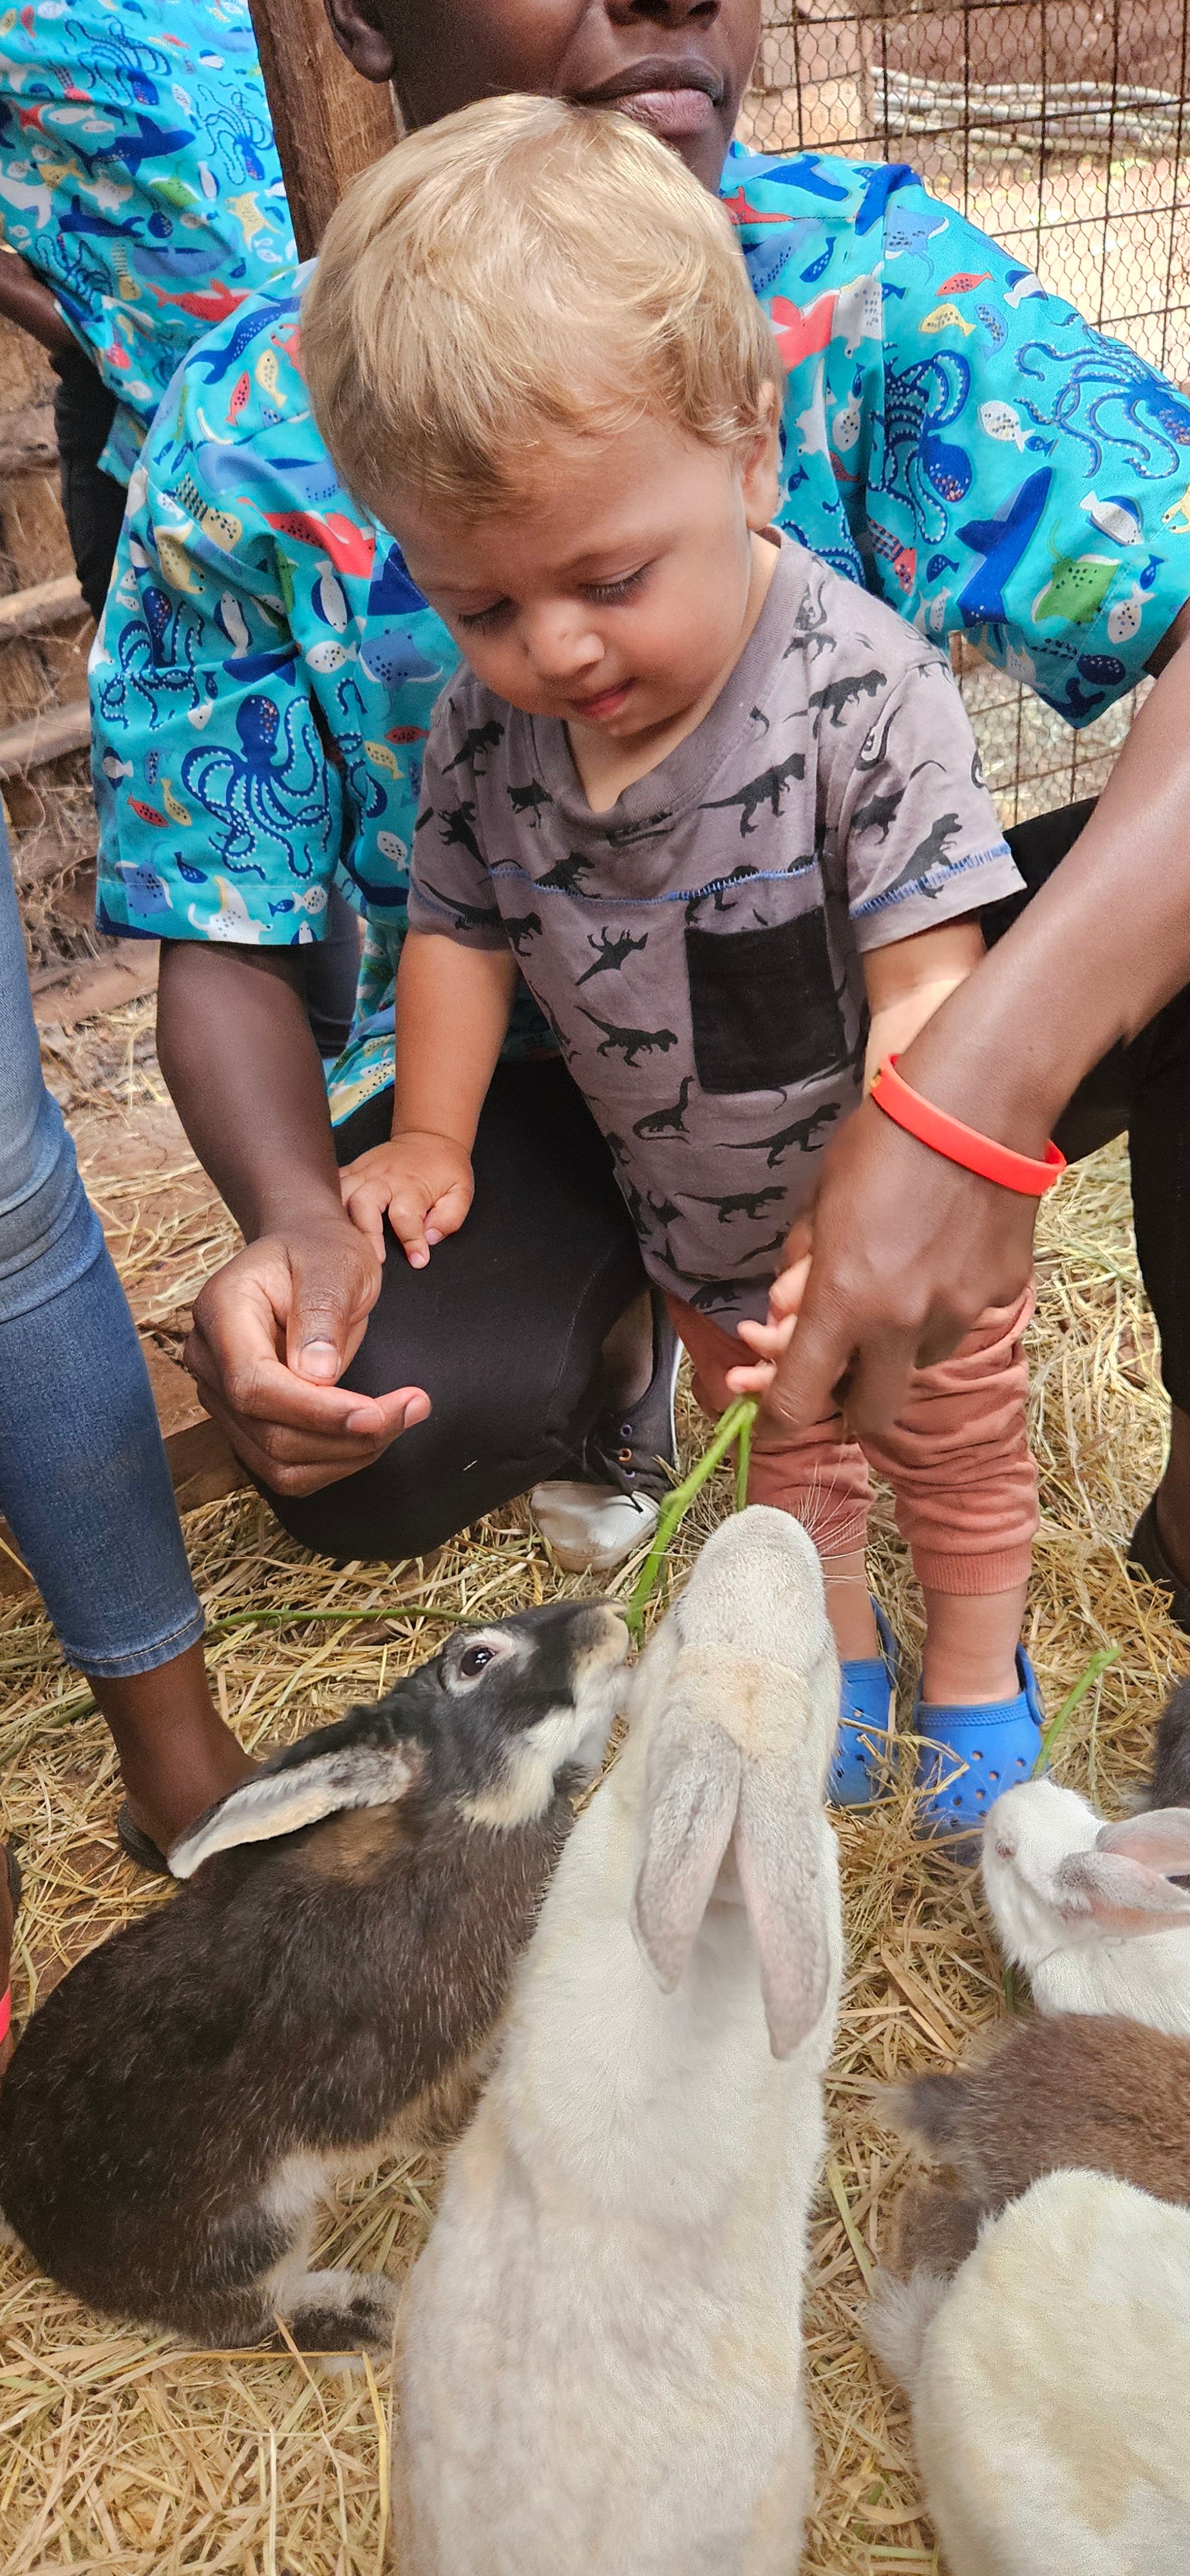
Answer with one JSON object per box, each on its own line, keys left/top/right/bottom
{"left": 388, "top": 412, "right": 779, "bottom": 752}
{"left": 329, "top": 0, "right": 762, "bottom": 191}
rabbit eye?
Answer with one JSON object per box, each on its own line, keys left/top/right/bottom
{"left": 458, "top": 1644, "right": 495, "bottom": 1679}
{"left": 995, "top": 1841, "right": 1015, "bottom": 1862}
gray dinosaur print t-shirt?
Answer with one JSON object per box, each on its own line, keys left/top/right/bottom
{"left": 407, "top": 534, "right": 1022, "bottom": 1331}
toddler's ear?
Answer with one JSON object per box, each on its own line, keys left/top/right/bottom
{"left": 741, "top": 385, "right": 782, "bottom": 528}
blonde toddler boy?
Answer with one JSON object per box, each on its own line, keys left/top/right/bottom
{"left": 301, "top": 95, "right": 1045, "bottom": 1824}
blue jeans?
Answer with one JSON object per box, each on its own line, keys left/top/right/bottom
{"left": 0, "top": 830, "right": 203, "bottom": 1674}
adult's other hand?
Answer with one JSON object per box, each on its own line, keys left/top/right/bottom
{"left": 185, "top": 1215, "right": 430, "bottom": 1497}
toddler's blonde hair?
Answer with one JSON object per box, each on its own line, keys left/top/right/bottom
{"left": 301, "top": 93, "right": 780, "bottom": 520}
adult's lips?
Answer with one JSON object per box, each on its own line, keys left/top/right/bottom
{"left": 576, "top": 55, "right": 726, "bottom": 141}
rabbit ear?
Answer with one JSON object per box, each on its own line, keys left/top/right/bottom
{"left": 631, "top": 1712, "right": 741, "bottom": 1993}
{"left": 169, "top": 1743, "right": 420, "bottom": 1879}
{"left": 1097, "top": 1808, "right": 1190, "bottom": 1875}
{"left": 1055, "top": 1841, "right": 1190, "bottom": 1935}
{"left": 733, "top": 1754, "right": 833, "bottom": 2058}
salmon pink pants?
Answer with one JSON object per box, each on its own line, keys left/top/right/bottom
{"left": 667, "top": 1286, "right": 1038, "bottom": 1596}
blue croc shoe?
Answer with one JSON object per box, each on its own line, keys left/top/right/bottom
{"left": 831, "top": 1602, "right": 899, "bottom": 1806}
{"left": 914, "top": 1647, "right": 1046, "bottom": 1848}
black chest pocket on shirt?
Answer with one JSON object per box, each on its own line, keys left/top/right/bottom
{"left": 685, "top": 908, "right": 850, "bottom": 1096}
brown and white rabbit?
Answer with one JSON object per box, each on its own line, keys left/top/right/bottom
{"left": 0, "top": 1600, "right": 627, "bottom": 2352}
{"left": 883, "top": 2009, "right": 1190, "bottom": 2280}
{"left": 396, "top": 1506, "right": 843, "bottom": 2576}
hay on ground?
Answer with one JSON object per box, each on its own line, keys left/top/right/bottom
{"left": 0, "top": 1011, "right": 1184, "bottom": 2570}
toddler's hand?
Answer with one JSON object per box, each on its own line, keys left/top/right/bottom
{"left": 725, "top": 1251, "right": 813, "bottom": 1394}
{"left": 339, "top": 1130, "right": 474, "bottom": 1268}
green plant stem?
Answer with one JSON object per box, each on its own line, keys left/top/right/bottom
{"left": 735, "top": 1405, "right": 753, "bottom": 1512}
{"left": 626, "top": 1399, "right": 759, "bottom": 1642}
{"left": 1032, "top": 1642, "right": 1120, "bottom": 1777}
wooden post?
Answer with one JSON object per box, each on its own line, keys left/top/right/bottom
{"left": 247, "top": 0, "right": 399, "bottom": 260}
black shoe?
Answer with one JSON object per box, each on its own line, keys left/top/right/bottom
{"left": 1129, "top": 1499, "right": 1190, "bottom": 1637}
{"left": 580, "top": 1289, "right": 681, "bottom": 1504}
{"left": 531, "top": 1293, "right": 681, "bottom": 1573}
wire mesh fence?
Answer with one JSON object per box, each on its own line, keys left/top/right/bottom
{"left": 741, "top": 0, "right": 1190, "bottom": 823}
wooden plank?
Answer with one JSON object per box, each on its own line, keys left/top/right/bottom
{"left": 0, "top": 401, "right": 57, "bottom": 475}
{"left": 0, "top": 573, "right": 84, "bottom": 641}
{"left": 247, "top": 0, "right": 398, "bottom": 259}
{"left": 31, "top": 938, "right": 158, "bottom": 1028}
{"left": 142, "top": 1344, "right": 251, "bottom": 1506}
{"left": 0, "top": 696, "right": 89, "bottom": 778}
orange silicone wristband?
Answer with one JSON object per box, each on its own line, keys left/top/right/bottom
{"left": 869, "top": 1056, "right": 1066, "bottom": 1197}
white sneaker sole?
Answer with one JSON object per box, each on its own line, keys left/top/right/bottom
{"left": 529, "top": 1479, "right": 661, "bottom": 1575}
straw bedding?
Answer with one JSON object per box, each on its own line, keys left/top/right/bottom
{"left": 0, "top": 1000, "right": 1182, "bottom": 2572}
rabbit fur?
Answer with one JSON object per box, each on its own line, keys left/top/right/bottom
{"left": 980, "top": 1777, "right": 1190, "bottom": 2034}
{"left": 1143, "top": 1672, "right": 1190, "bottom": 1812}
{"left": 867, "top": 2170, "right": 1190, "bottom": 2575}
{"left": 395, "top": 1506, "right": 844, "bottom": 2576}
{"left": 884, "top": 2009, "right": 1190, "bottom": 2281}
{"left": 0, "top": 1600, "right": 627, "bottom": 2351}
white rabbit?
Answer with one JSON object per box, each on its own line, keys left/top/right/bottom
{"left": 395, "top": 1504, "right": 844, "bottom": 2576}
{"left": 981, "top": 1777, "right": 1190, "bottom": 2035}
{"left": 867, "top": 2168, "right": 1190, "bottom": 2576}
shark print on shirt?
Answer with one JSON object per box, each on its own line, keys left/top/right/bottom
{"left": 94, "top": 140, "right": 1190, "bottom": 1128}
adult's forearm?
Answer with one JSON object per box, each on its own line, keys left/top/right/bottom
{"left": 900, "top": 630, "right": 1190, "bottom": 1146}
{"left": 156, "top": 942, "right": 345, "bottom": 1238}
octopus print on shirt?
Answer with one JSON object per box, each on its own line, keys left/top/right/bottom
{"left": 405, "top": 537, "right": 1023, "bottom": 1329}
{"left": 93, "top": 147, "right": 1190, "bottom": 1124}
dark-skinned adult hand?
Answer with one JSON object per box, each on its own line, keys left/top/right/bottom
{"left": 158, "top": 944, "right": 430, "bottom": 1499}
{"left": 184, "top": 1213, "right": 430, "bottom": 1498}
{"left": 737, "top": 1097, "right": 1038, "bottom": 1439}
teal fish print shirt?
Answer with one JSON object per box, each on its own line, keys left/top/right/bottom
{"left": 0, "top": 0, "right": 296, "bottom": 482}
{"left": 93, "top": 143, "right": 1190, "bottom": 1121}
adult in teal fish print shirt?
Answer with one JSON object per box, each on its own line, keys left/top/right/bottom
{"left": 0, "top": 0, "right": 296, "bottom": 613}
{"left": 94, "top": 0, "right": 1190, "bottom": 1625}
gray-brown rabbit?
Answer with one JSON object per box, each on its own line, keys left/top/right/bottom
{"left": 885, "top": 2007, "right": 1190, "bottom": 2280}
{"left": 0, "top": 1600, "right": 627, "bottom": 2351}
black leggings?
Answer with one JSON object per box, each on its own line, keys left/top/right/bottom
{"left": 268, "top": 797, "right": 1190, "bottom": 1564}
{"left": 270, "top": 1061, "right": 645, "bottom": 1560}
